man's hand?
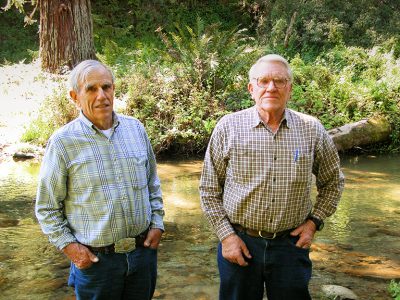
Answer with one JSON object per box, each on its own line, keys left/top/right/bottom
{"left": 62, "top": 242, "right": 99, "bottom": 269}
{"left": 290, "top": 220, "right": 317, "bottom": 249}
{"left": 221, "top": 234, "right": 252, "bottom": 266}
{"left": 144, "top": 228, "right": 163, "bottom": 249}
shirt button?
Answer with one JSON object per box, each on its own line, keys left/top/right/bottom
{"left": 274, "top": 156, "right": 277, "bottom": 161}
{"left": 273, "top": 178, "right": 276, "bottom": 182}
{"left": 270, "top": 219, "right": 273, "bottom": 223}
{"left": 271, "top": 199, "right": 275, "bottom": 203}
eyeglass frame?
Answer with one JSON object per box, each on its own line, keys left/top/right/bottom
{"left": 252, "top": 76, "right": 290, "bottom": 89}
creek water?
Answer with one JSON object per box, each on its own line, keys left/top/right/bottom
{"left": 0, "top": 154, "right": 399, "bottom": 300}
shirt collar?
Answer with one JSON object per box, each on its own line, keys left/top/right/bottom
{"left": 78, "top": 111, "right": 120, "bottom": 134}
{"left": 250, "top": 106, "right": 292, "bottom": 129}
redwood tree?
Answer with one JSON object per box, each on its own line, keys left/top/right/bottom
{"left": 39, "top": 0, "right": 96, "bottom": 73}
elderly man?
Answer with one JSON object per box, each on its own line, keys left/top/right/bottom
{"left": 199, "top": 54, "right": 344, "bottom": 300}
{"left": 36, "top": 60, "right": 164, "bottom": 300}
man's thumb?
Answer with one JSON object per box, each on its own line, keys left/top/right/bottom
{"left": 144, "top": 237, "right": 151, "bottom": 247}
{"left": 89, "top": 252, "right": 99, "bottom": 263}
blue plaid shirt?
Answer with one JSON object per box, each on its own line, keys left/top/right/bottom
{"left": 36, "top": 112, "right": 164, "bottom": 250}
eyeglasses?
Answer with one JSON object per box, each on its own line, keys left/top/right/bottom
{"left": 253, "top": 76, "right": 289, "bottom": 89}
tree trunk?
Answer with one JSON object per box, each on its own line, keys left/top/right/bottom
{"left": 39, "top": 0, "right": 96, "bottom": 73}
{"left": 328, "top": 115, "right": 392, "bottom": 151}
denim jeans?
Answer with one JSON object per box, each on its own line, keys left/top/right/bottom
{"left": 218, "top": 231, "right": 312, "bottom": 300}
{"left": 68, "top": 246, "right": 157, "bottom": 300}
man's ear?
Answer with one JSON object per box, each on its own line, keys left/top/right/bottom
{"left": 69, "top": 90, "right": 79, "bottom": 106}
{"left": 248, "top": 82, "right": 254, "bottom": 98}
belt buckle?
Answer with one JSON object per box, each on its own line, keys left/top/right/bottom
{"left": 258, "top": 231, "right": 277, "bottom": 239}
{"left": 114, "top": 237, "right": 136, "bottom": 253}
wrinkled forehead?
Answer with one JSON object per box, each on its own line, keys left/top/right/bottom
{"left": 80, "top": 66, "right": 113, "bottom": 87}
{"left": 252, "top": 61, "right": 290, "bottom": 79}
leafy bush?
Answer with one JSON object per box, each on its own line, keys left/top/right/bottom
{"left": 21, "top": 86, "right": 78, "bottom": 146}
{"left": 122, "top": 18, "right": 259, "bottom": 154}
{"left": 389, "top": 280, "right": 400, "bottom": 300}
{"left": 289, "top": 45, "right": 400, "bottom": 141}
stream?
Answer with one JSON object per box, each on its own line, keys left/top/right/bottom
{"left": 0, "top": 154, "right": 399, "bottom": 299}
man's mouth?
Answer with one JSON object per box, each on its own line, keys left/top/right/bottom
{"left": 96, "top": 104, "right": 109, "bottom": 108}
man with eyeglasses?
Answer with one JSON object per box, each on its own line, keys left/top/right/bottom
{"left": 199, "top": 54, "right": 344, "bottom": 299}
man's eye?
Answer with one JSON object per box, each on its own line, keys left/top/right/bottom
{"left": 259, "top": 78, "right": 270, "bottom": 85}
{"left": 102, "top": 84, "right": 111, "bottom": 90}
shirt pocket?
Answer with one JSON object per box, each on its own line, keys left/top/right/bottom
{"left": 125, "top": 153, "right": 148, "bottom": 189}
{"left": 68, "top": 157, "right": 103, "bottom": 191}
{"left": 292, "top": 152, "right": 313, "bottom": 183}
{"left": 229, "top": 145, "right": 268, "bottom": 185}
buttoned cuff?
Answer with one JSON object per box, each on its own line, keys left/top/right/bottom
{"left": 150, "top": 213, "right": 164, "bottom": 232}
{"left": 54, "top": 233, "right": 78, "bottom": 250}
{"left": 311, "top": 209, "right": 326, "bottom": 221}
{"left": 215, "top": 219, "right": 236, "bottom": 241}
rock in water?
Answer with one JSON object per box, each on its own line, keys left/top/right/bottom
{"left": 321, "top": 285, "right": 358, "bottom": 300}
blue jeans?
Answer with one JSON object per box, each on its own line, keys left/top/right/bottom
{"left": 218, "top": 231, "right": 312, "bottom": 300}
{"left": 68, "top": 247, "right": 157, "bottom": 300}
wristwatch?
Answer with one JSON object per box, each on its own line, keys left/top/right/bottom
{"left": 307, "top": 215, "right": 324, "bottom": 231}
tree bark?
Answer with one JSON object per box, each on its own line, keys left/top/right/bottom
{"left": 328, "top": 115, "right": 392, "bottom": 151}
{"left": 39, "top": 0, "right": 96, "bottom": 73}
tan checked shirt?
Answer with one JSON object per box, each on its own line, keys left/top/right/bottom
{"left": 199, "top": 106, "right": 345, "bottom": 241}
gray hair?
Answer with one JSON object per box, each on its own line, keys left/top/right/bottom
{"left": 248, "top": 54, "right": 293, "bottom": 82}
{"left": 69, "top": 60, "right": 115, "bottom": 92}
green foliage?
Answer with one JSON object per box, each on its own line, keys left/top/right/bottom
{"left": 7, "top": 0, "right": 400, "bottom": 154}
{"left": 122, "top": 19, "right": 258, "bottom": 154}
{"left": 240, "top": 0, "right": 400, "bottom": 59}
{"left": 0, "top": 9, "right": 38, "bottom": 63}
{"left": 21, "top": 86, "right": 78, "bottom": 146}
{"left": 389, "top": 280, "right": 400, "bottom": 300}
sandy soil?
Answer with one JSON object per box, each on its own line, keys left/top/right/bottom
{"left": 0, "top": 60, "right": 65, "bottom": 145}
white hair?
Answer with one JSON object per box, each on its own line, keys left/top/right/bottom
{"left": 248, "top": 54, "right": 293, "bottom": 82}
{"left": 69, "top": 60, "right": 115, "bottom": 92}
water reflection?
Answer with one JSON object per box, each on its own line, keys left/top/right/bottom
{"left": 0, "top": 155, "right": 399, "bottom": 299}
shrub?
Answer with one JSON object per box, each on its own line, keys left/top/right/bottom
{"left": 21, "top": 86, "right": 78, "bottom": 146}
{"left": 122, "top": 18, "right": 259, "bottom": 154}
{"left": 289, "top": 46, "right": 400, "bottom": 142}
{"left": 389, "top": 280, "right": 400, "bottom": 300}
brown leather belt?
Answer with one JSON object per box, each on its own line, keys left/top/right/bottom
{"left": 85, "top": 228, "right": 148, "bottom": 254}
{"left": 232, "top": 224, "right": 292, "bottom": 239}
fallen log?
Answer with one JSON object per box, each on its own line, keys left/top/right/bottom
{"left": 328, "top": 115, "right": 392, "bottom": 151}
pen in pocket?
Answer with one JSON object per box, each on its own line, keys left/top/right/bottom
{"left": 294, "top": 149, "right": 299, "bottom": 162}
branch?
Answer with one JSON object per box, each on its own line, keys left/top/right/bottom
{"left": 284, "top": 11, "right": 297, "bottom": 48}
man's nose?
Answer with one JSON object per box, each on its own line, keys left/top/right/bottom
{"left": 266, "top": 80, "right": 277, "bottom": 91}
{"left": 96, "top": 87, "right": 107, "bottom": 99}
